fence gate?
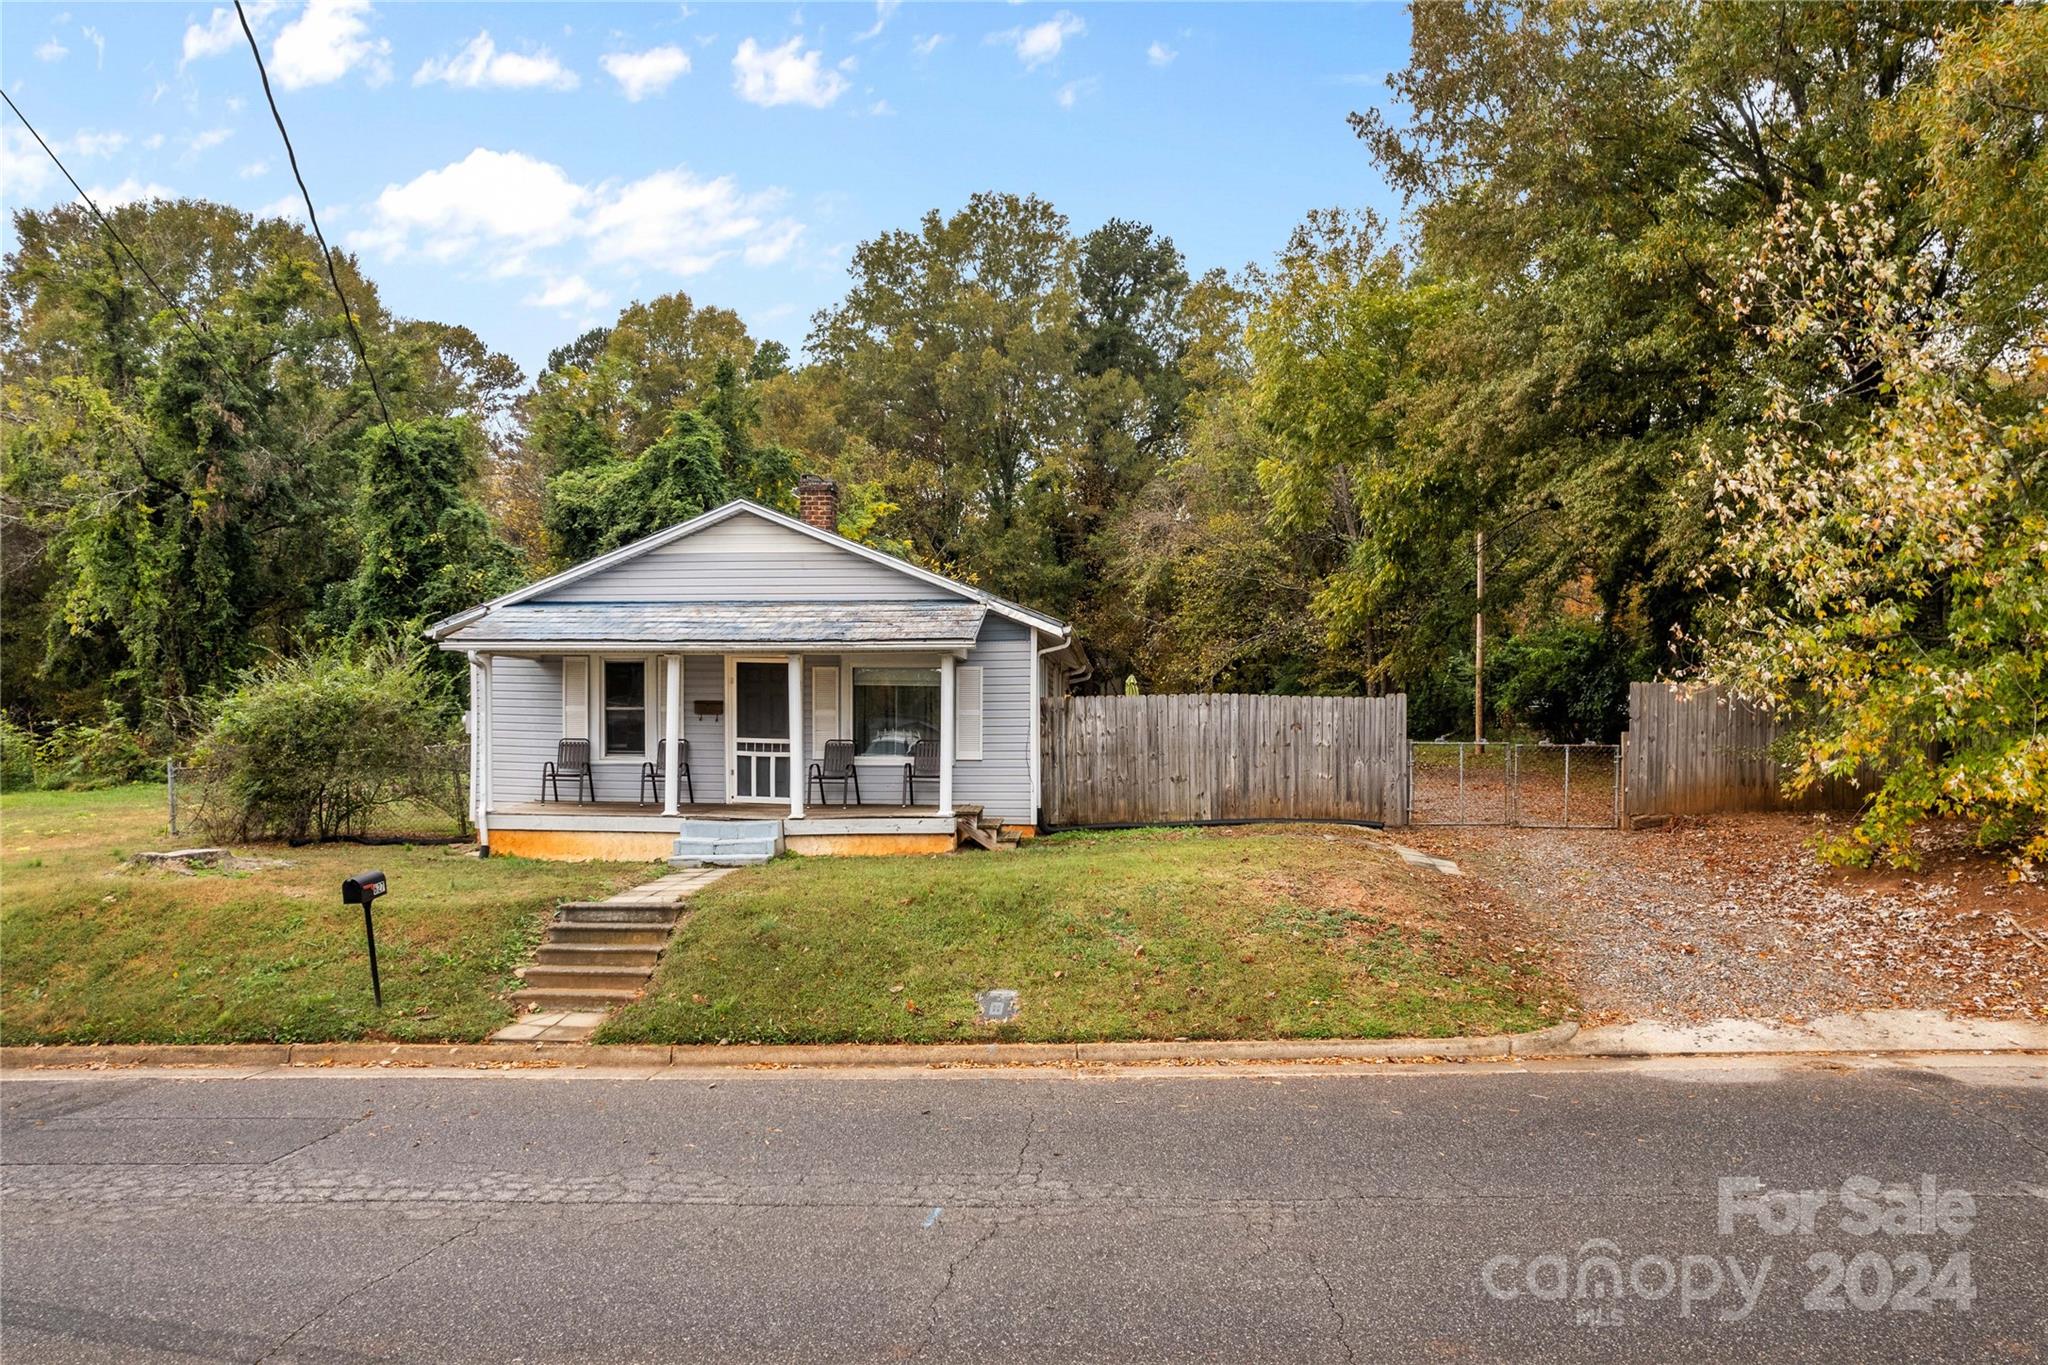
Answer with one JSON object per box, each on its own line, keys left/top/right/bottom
{"left": 1405, "top": 741, "right": 1620, "bottom": 828}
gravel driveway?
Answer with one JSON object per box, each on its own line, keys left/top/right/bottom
{"left": 1402, "top": 814, "right": 2048, "bottom": 1025}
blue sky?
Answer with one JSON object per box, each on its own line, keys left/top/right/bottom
{"left": 2, "top": 2, "right": 1409, "bottom": 379}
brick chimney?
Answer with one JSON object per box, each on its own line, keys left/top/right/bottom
{"left": 796, "top": 474, "right": 840, "bottom": 533}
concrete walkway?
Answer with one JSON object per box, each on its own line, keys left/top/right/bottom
{"left": 490, "top": 867, "right": 733, "bottom": 1044}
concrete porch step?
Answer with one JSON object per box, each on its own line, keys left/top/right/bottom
{"left": 554, "top": 902, "right": 681, "bottom": 926}
{"left": 673, "top": 817, "right": 784, "bottom": 867}
{"left": 534, "top": 943, "right": 663, "bottom": 969}
{"left": 544, "top": 922, "right": 673, "bottom": 946}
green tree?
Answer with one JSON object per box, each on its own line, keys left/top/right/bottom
{"left": 339, "top": 418, "right": 524, "bottom": 645}
{"left": 544, "top": 409, "right": 733, "bottom": 561}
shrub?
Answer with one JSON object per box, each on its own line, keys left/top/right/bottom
{"left": 34, "top": 703, "right": 158, "bottom": 789}
{"left": 190, "top": 645, "right": 461, "bottom": 842}
{"left": 0, "top": 717, "right": 37, "bottom": 792}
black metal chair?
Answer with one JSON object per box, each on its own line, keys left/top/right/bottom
{"left": 542, "top": 739, "right": 595, "bottom": 804}
{"left": 808, "top": 739, "right": 862, "bottom": 807}
{"left": 904, "top": 737, "right": 940, "bottom": 807}
{"left": 639, "top": 739, "right": 696, "bottom": 806}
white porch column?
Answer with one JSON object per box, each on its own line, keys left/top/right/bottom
{"left": 662, "top": 654, "right": 683, "bottom": 816}
{"left": 475, "top": 653, "right": 493, "bottom": 847}
{"left": 787, "top": 652, "right": 805, "bottom": 820}
{"left": 938, "top": 653, "right": 956, "bottom": 817}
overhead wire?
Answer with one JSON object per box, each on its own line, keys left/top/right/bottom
{"left": 231, "top": 0, "right": 400, "bottom": 435}
{"left": 1, "top": 88, "right": 218, "bottom": 348}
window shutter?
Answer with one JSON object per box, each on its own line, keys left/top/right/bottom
{"left": 562, "top": 656, "right": 589, "bottom": 741}
{"left": 956, "top": 665, "right": 983, "bottom": 760}
{"left": 811, "top": 666, "right": 839, "bottom": 761}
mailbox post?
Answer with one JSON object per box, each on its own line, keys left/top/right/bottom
{"left": 342, "top": 870, "right": 389, "bottom": 1007}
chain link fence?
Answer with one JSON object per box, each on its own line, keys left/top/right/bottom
{"left": 1405, "top": 741, "right": 1620, "bottom": 828}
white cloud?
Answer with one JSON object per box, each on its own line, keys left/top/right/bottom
{"left": 353, "top": 147, "right": 804, "bottom": 284}
{"left": 1, "top": 128, "right": 57, "bottom": 203}
{"left": 354, "top": 148, "right": 591, "bottom": 260}
{"left": 853, "top": 0, "right": 899, "bottom": 42}
{"left": 524, "top": 274, "right": 609, "bottom": 313}
{"left": 988, "top": 12, "right": 1083, "bottom": 70}
{"left": 415, "top": 31, "right": 579, "bottom": 92}
{"left": 910, "top": 33, "right": 947, "bottom": 59}
{"left": 601, "top": 45, "right": 691, "bottom": 101}
{"left": 83, "top": 26, "right": 105, "bottom": 66}
{"left": 1055, "top": 78, "right": 1097, "bottom": 110}
{"left": 732, "top": 36, "right": 848, "bottom": 108}
{"left": 240, "top": 159, "right": 270, "bottom": 178}
{"left": 85, "top": 178, "right": 175, "bottom": 209}
{"left": 1146, "top": 40, "right": 1176, "bottom": 67}
{"left": 255, "top": 194, "right": 306, "bottom": 223}
{"left": 270, "top": 0, "right": 391, "bottom": 90}
{"left": 36, "top": 39, "right": 69, "bottom": 62}
{"left": 181, "top": 1, "right": 277, "bottom": 68}
{"left": 66, "top": 130, "right": 128, "bottom": 157}
{"left": 186, "top": 127, "right": 233, "bottom": 155}
{"left": 587, "top": 168, "right": 790, "bottom": 272}
{"left": 743, "top": 220, "right": 804, "bottom": 266}
{"left": 867, "top": 98, "right": 893, "bottom": 116}
{"left": 143, "top": 134, "right": 166, "bottom": 151}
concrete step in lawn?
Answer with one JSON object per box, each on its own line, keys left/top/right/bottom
{"left": 542, "top": 922, "right": 673, "bottom": 948}
{"left": 534, "top": 943, "right": 663, "bottom": 969}
{"left": 499, "top": 868, "right": 735, "bottom": 1025}
{"left": 553, "top": 902, "right": 682, "bottom": 926}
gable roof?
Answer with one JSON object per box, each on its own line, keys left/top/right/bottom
{"left": 436, "top": 601, "right": 988, "bottom": 651}
{"left": 425, "top": 500, "right": 1068, "bottom": 641}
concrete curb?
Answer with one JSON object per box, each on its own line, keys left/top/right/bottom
{"left": 8, "top": 1019, "right": 2042, "bottom": 1074}
{"left": 0, "top": 1023, "right": 1585, "bottom": 1072}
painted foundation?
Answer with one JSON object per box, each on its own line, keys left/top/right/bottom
{"left": 488, "top": 828, "right": 970, "bottom": 861}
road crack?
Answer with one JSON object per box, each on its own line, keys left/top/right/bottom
{"left": 257, "top": 1217, "right": 481, "bottom": 1362}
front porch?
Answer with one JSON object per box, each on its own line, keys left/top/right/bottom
{"left": 482, "top": 799, "right": 986, "bottom": 861}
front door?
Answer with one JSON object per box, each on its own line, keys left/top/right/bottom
{"left": 729, "top": 659, "right": 791, "bottom": 802}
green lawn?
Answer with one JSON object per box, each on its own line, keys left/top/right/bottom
{"left": 0, "top": 784, "right": 657, "bottom": 1045}
{"left": 599, "top": 826, "right": 1572, "bottom": 1045}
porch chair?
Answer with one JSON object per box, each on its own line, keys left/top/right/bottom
{"left": 541, "top": 739, "right": 595, "bottom": 804}
{"left": 904, "top": 737, "right": 941, "bottom": 807}
{"left": 639, "top": 739, "right": 697, "bottom": 806}
{"left": 808, "top": 739, "right": 862, "bottom": 807}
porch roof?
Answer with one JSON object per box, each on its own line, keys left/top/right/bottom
{"left": 438, "top": 599, "right": 988, "bottom": 652}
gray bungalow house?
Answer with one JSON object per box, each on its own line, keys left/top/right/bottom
{"left": 427, "top": 477, "right": 1085, "bottom": 861}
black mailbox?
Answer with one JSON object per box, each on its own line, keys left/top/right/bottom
{"left": 342, "top": 870, "right": 387, "bottom": 905}
{"left": 342, "top": 870, "right": 389, "bottom": 1005}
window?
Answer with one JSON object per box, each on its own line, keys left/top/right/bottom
{"left": 602, "top": 660, "right": 646, "bottom": 757}
{"left": 852, "top": 666, "right": 939, "bottom": 760}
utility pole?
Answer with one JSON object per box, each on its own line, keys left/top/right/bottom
{"left": 1473, "top": 528, "right": 1485, "bottom": 748}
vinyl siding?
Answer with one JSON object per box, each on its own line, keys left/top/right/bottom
{"left": 952, "top": 616, "right": 1035, "bottom": 824}
{"left": 487, "top": 655, "right": 566, "bottom": 805}
{"left": 537, "top": 514, "right": 935, "bottom": 604}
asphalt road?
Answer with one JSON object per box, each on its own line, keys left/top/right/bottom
{"left": 2, "top": 1054, "right": 2044, "bottom": 1363}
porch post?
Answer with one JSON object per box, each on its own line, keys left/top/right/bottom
{"left": 787, "top": 653, "right": 805, "bottom": 820}
{"left": 938, "top": 653, "right": 956, "bottom": 817}
{"left": 475, "top": 653, "right": 493, "bottom": 848}
{"left": 662, "top": 653, "right": 683, "bottom": 816}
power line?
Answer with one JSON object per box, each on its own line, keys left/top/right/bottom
{"left": 232, "top": 0, "right": 399, "bottom": 436}
{"left": 0, "top": 88, "right": 216, "bottom": 349}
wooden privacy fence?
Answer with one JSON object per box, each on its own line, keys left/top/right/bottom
{"left": 1041, "top": 693, "right": 1408, "bottom": 827}
{"left": 1622, "top": 682, "right": 1864, "bottom": 820}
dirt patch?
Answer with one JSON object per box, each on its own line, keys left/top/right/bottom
{"left": 1403, "top": 814, "right": 2047, "bottom": 1025}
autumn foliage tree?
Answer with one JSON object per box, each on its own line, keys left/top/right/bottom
{"left": 1691, "top": 183, "right": 2047, "bottom": 869}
